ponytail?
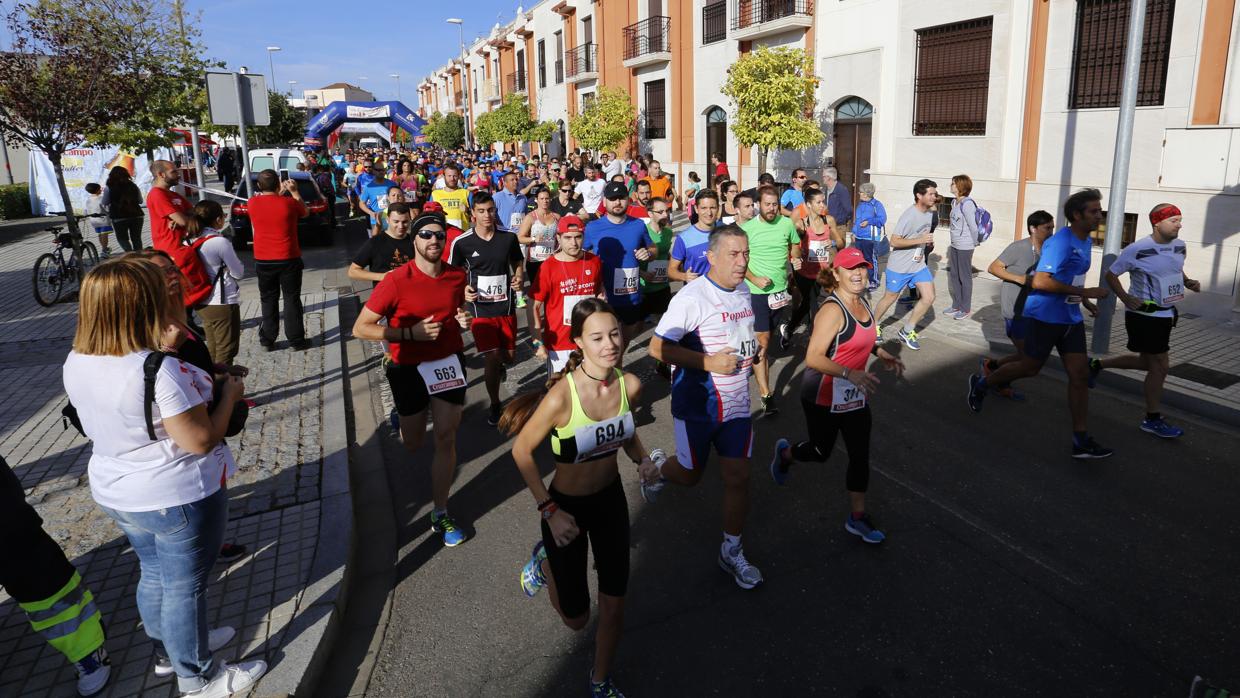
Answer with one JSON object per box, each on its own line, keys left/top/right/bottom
{"left": 816, "top": 265, "right": 839, "bottom": 293}
{"left": 180, "top": 215, "right": 202, "bottom": 242}
{"left": 499, "top": 349, "right": 584, "bottom": 436}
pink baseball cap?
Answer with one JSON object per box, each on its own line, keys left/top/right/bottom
{"left": 832, "top": 246, "right": 872, "bottom": 270}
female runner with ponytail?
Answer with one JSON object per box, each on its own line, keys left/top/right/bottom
{"left": 502, "top": 298, "right": 657, "bottom": 698}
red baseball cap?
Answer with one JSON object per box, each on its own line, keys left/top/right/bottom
{"left": 832, "top": 246, "right": 872, "bottom": 269}
{"left": 557, "top": 215, "right": 585, "bottom": 233}
{"left": 422, "top": 201, "right": 444, "bottom": 213}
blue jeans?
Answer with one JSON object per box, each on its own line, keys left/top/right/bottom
{"left": 100, "top": 487, "right": 227, "bottom": 692}
{"left": 853, "top": 238, "right": 880, "bottom": 286}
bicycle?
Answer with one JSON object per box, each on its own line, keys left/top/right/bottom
{"left": 31, "top": 225, "right": 99, "bottom": 306}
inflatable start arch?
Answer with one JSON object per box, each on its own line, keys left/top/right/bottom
{"left": 303, "top": 101, "right": 428, "bottom": 150}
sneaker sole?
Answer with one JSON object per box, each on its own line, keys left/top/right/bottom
{"left": 844, "top": 521, "right": 885, "bottom": 544}
{"left": 966, "top": 374, "right": 983, "bottom": 413}
{"left": 717, "top": 555, "right": 760, "bottom": 590}
{"left": 900, "top": 335, "right": 920, "bottom": 350}
{"left": 153, "top": 627, "right": 236, "bottom": 676}
{"left": 1071, "top": 450, "right": 1114, "bottom": 459}
{"left": 1140, "top": 426, "right": 1183, "bottom": 439}
{"left": 769, "top": 439, "right": 789, "bottom": 486}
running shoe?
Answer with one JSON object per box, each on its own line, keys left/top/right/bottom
{"left": 1141, "top": 417, "right": 1185, "bottom": 439}
{"left": 874, "top": 326, "right": 883, "bottom": 344}
{"left": 74, "top": 648, "right": 110, "bottom": 697}
{"left": 966, "top": 373, "right": 986, "bottom": 413}
{"left": 1087, "top": 357, "right": 1102, "bottom": 389}
{"left": 995, "top": 386, "right": 1026, "bottom": 402}
{"left": 431, "top": 512, "right": 467, "bottom": 546}
{"left": 953, "top": 309, "right": 971, "bottom": 320}
{"left": 898, "top": 328, "right": 921, "bottom": 351}
{"left": 487, "top": 403, "right": 502, "bottom": 427}
{"left": 154, "top": 627, "right": 236, "bottom": 677}
{"left": 217, "top": 542, "right": 247, "bottom": 563}
{"left": 944, "top": 307, "right": 959, "bottom": 316}
{"left": 718, "top": 545, "right": 764, "bottom": 589}
{"left": 778, "top": 322, "right": 791, "bottom": 351}
{"left": 1071, "top": 437, "right": 1114, "bottom": 459}
{"left": 184, "top": 659, "right": 267, "bottom": 698}
{"left": 769, "top": 438, "right": 792, "bottom": 486}
{"left": 640, "top": 449, "right": 668, "bottom": 504}
{"left": 845, "top": 513, "right": 886, "bottom": 544}
{"left": 1189, "top": 675, "right": 1231, "bottom": 698}
{"left": 389, "top": 408, "right": 401, "bottom": 433}
{"left": 519, "top": 541, "right": 548, "bottom": 597}
{"left": 761, "top": 394, "right": 780, "bottom": 417}
{"left": 589, "top": 670, "right": 627, "bottom": 698}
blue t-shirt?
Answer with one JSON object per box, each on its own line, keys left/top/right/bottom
{"left": 780, "top": 188, "right": 805, "bottom": 210}
{"left": 354, "top": 171, "right": 374, "bottom": 196}
{"left": 584, "top": 215, "right": 654, "bottom": 307}
{"left": 1022, "top": 227, "right": 1092, "bottom": 325}
{"left": 493, "top": 190, "right": 528, "bottom": 232}
{"left": 670, "top": 225, "right": 713, "bottom": 277}
{"left": 362, "top": 179, "right": 395, "bottom": 224}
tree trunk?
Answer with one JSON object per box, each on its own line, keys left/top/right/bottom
{"left": 49, "top": 153, "right": 81, "bottom": 237}
{"left": 757, "top": 147, "right": 769, "bottom": 180}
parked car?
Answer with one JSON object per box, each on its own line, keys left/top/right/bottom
{"left": 228, "top": 172, "right": 333, "bottom": 250}
{"left": 247, "top": 147, "right": 311, "bottom": 174}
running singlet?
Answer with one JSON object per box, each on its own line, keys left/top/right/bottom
{"left": 528, "top": 216, "right": 558, "bottom": 262}
{"left": 1023, "top": 227, "right": 1092, "bottom": 325}
{"left": 671, "top": 225, "right": 713, "bottom": 278}
{"left": 798, "top": 223, "right": 836, "bottom": 279}
{"left": 448, "top": 229, "right": 523, "bottom": 319}
{"left": 1109, "top": 235, "right": 1187, "bottom": 318}
{"left": 800, "top": 294, "right": 876, "bottom": 411}
{"left": 583, "top": 216, "right": 654, "bottom": 307}
{"left": 432, "top": 188, "right": 471, "bottom": 229}
{"left": 654, "top": 276, "right": 756, "bottom": 423}
{"left": 530, "top": 253, "right": 603, "bottom": 351}
{"left": 364, "top": 262, "right": 467, "bottom": 365}
{"left": 548, "top": 371, "right": 634, "bottom": 464}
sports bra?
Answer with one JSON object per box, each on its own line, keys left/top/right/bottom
{"left": 549, "top": 370, "right": 634, "bottom": 464}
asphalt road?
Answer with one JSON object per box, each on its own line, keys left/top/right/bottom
{"left": 319, "top": 216, "right": 1238, "bottom": 698}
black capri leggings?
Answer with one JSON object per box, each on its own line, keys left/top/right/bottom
{"left": 789, "top": 273, "right": 819, "bottom": 335}
{"left": 541, "top": 475, "right": 630, "bottom": 619}
{"left": 792, "top": 401, "right": 873, "bottom": 493}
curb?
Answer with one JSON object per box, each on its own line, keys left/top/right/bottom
{"left": 255, "top": 291, "right": 356, "bottom": 697}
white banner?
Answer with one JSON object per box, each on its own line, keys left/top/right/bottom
{"left": 346, "top": 104, "right": 390, "bottom": 119}
{"left": 339, "top": 122, "right": 392, "bottom": 142}
{"left": 27, "top": 146, "right": 171, "bottom": 216}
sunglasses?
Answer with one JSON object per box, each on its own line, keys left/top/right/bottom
{"left": 416, "top": 230, "right": 446, "bottom": 240}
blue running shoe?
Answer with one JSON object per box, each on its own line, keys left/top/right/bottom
{"left": 431, "top": 512, "right": 467, "bottom": 547}
{"left": 1087, "top": 358, "right": 1102, "bottom": 389}
{"left": 967, "top": 373, "right": 986, "bottom": 413}
{"left": 1140, "top": 418, "right": 1184, "bottom": 439}
{"left": 589, "top": 670, "right": 627, "bottom": 697}
{"left": 845, "top": 513, "right": 886, "bottom": 544}
{"left": 770, "top": 438, "right": 792, "bottom": 486}
{"left": 519, "top": 541, "right": 547, "bottom": 597}
{"left": 389, "top": 408, "right": 400, "bottom": 434}
{"left": 898, "top": 328, "right": 921, "bottom": 350}
{"left": 718, "top": 545, "right": 764, "bottom": 589}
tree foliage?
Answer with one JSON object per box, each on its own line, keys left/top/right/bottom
{"left": 720, "top": 46, "right": 822, "bottom": 174}
{"left": 247, "top": 91, "right": 305, "bottom": 145}
{"left": 473, "top": 110, "right": 499, "bottom": 149}
{"left": 569, "top": 87, "right": 635, "bottom": 153}
{"left": 471, "top": 95, "right": 557, "bottom": 152}
{"left": 423, "top": 111, "right": 465, "bottom": 149}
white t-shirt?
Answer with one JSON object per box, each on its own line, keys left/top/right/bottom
{"left": 1109, "top": 235, "right": 1187, "bottom": 318}
{"left": 575, "top": 179, "right": 607, "bottom": 215}
{"left": 601, "top": 159, "right": 624, "bottom": 181}
{"left": 196, "top": 231, "right": 245, "bottom": 305}
{"left": 63, "top": 351, "right": 236, "bottom": 512}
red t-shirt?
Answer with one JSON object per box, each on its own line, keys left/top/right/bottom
{"left": 146, "top": 187, "right": 192, "bottom": 252}
{"left": 247, "top": 194, "right": 306, "bottom": 261}
{"left": 714, "top": 163, "right": 730, "bottom": 180}
{"left": 443, "top": 223, "right": 465, "bottom": 254}
{"left": 593, "top": 202, "right": 650, "bottom": 220}
{"left": 530, "top": 253, "right": 603, "bottom": 351}
{"left": 365, "top": 261, "right": 467, "bottom": 365}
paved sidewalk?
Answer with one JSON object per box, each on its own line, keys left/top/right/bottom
{"left": 0, "top": 223, "right": 351, "bottom": 697}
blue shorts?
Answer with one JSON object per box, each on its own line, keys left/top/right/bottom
{"left": 1005, "top": 316, "right": 1030, "bottom": 341}
{"left": 885, "top": 267, "right": 933, "bottom": 293}
{"left": 673, "top": 417, "right": 753, "bottom": 470}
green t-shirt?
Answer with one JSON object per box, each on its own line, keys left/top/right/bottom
{"left": 641, "top": 223, "right": 674, "bottom": 292}
{"left": 741, "top": 215, "right": 799, "bottom": 294}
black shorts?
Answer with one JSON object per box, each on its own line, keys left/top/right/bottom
{"left": 1023, "top": 320, "right": 1087, "bottom": 360}
{"left": 750, "top": 291, "right": 788, "bottom": 333}
{"left": 641, "top": 287, "right": 672, "bottom": 318}
{"left": 540, "top": 476, "right": 630, "bottom": 618}
{"left": 614, "top": 303, "right": 646, "bottom": 327}
{"left": 385, "top": 354, "right": 467, "bottom": 417}
{"left": 526, "top": 259, "right": 544, "bottom": 287}
{"left": 1124, "top": 311, "right": 1173, "bottom": 354}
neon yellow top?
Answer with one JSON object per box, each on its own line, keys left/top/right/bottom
{"left": 549, "top": 370, "right": 634, "bottom": 464}
{"left": 431, "top": 188, "right": 471, "bottom": 229}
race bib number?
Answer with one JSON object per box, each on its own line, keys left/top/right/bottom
{"left": 1153, "top": 273, "right": 1184, "bottom": 305}
{"left": 767, "top": 290, "right": 791, "bottom": 310}
{"left": 562, "top": 294, "right": 592, "bottom": 324}
{"left": 831, "top": 376, "right": 867, "bottom": 413}
{"left": 613, "top": 267, "right": 639, "bottom": 296}
{"left": 572, "top": 412, "right": 635, "bottom": 463}
{"left": 807, "top": 240, "right": 832, "bottom": 262}
{"left": 1066, "top": 273, "right": 1086, "bottom": 304}
{"left": 726, "top": 322, "right": 758, "bottom": 368}
{"left": 477, "top": 274, "right": 508, "bottom": 303}
{"left": 416, "top": 355, "right": 465, "bottom": 395}
{"left": 913, "top": 247, "right": 924, "bottom": 263}
{"left": 647, "top": 260, "right": 669, "bottom": 284}
{"left": 376, "top": 194, "right": 389, "bottom": 209}
{"left": 530, "top": 245, "right": 553, "bottom": 262}
{"left": 509, "top": 211, "right": 525, "bottom": 231}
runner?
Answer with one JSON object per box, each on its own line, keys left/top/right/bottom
{"left": 503, "top": 299, "right": 655, "bottom": 698}
{"left": 741, "top": 186, "right": 802, "bottom": 416}
{"left": 347, "top": 202, "right": 415, "bottom": 286}
{"left": 351, "top": 212, "right": 475, "bottom": 546}
{"left": 1087, "top": 203, "right": 1202, "bottom": 438}
{"left": 530, "top": 215, "right": 604, "bottom": 373}
{"left": 359, "top": 164, "right": 396, "bottom": 238}
{"left": 980, "top": 209, "right": 1055, "bottom": 401}
{"left": 788, "top": 188, "right": 844, "bottom": 340}
{"left": 643, "top": 225, "right": 765, "bottom": 590}
{"left": 431, "top": 163, "right": 471, "bottom": 231}
{"left": 733, "top": 190, "right": 756, "bottom": 227}
{"left": 640, "top": 160, "right": 678, "bottom": 211}
{"left": 770, "top": 247, "right": 904, "bottom": 544}
{"left": 519, "top": 187, "right": 562, "bottom": 351}
{"left": 574, "top": 164, "right": 607, "bottom": 221}
{"left": 870, "top": 179, "right": 937, "bottom": 350}
{"left": 448, "top": 192, "right": 524, "bottom": 427}
{"left": 968, "top": 189, "right": 1114, "bottom": 459}
{"left": 583, "top": 182, "right": 655, "bottom": 347}
{"left": 640, "top": 196, "right": 675, "bottom": 321}
{"left": 668, "top": 190, "right": 719, "bottom": 283}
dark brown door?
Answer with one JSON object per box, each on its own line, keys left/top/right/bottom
{"left": 706, "top": 107, "right": 727, "bottom": 187}
{"left": 833, "top": 121, "right": 872, "bottom": 212}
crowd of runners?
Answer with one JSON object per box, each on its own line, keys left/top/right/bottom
{"left": 331, "top": 144, "right": 1202, "bottom": 698}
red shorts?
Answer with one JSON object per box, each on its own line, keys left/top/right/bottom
{"left": 471, "top": 315, "right": 516, "bottom": 355}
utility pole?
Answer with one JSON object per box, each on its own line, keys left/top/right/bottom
{"left": 175, "top": 0, "right": 206, "bottom": 201}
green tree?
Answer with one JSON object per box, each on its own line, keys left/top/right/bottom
{"left": 487, "top": 94, "right": 542, "bottom": 146}
{"left": 527, "top": 119, "right": 557, "bottom": 149}
{"left": 568, "top": 87, "right": 635, "bottom": 153}
{"left": 720, "top": 46, "right": 821, "bottom": 176}
{"left": 474, "top": 110, "right": 498, "bottom": 150}
{"left": 423, "top": 111, "right": 465, "bottom": 149}
{"left": 247, "top": 91, "right": 305, "bottom": 145}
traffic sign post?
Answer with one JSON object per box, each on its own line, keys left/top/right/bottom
{"left": 206, "top": 71, "right": 271, "bottom": 195}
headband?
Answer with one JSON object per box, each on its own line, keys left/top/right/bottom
{"left": 1149, "top": 204, "right": 1181, "bottom": 226}
{"left": 411, "top": 212, "right": 446, "bottom": 233}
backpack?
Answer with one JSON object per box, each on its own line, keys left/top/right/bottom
{"left": 170, "top": 237, "right": 225, "bottom": 308}
{"left": 968, "top": 197, "right": 994, "bottom": 244}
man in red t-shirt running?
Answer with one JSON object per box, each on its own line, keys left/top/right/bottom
{"left": 145, "top": 160, "right": 193, "bottom": 253}
{"left": 529, "top": 215, "right": 604, "bottom": 374}
{"left": 353, "top": 212, "right": 476, "bottom": 547}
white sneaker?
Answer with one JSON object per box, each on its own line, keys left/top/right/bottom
{"left": 74, "top": 648, "right": 111, "bottom": 697}
{"left": 718, "top": 545, "right": 764, "bottom": 590}
{"left": 181, "top": 659, "right": 267, "bottom": 698}
{"left": 155, "top": 627, "right": 237, "bottom": 676}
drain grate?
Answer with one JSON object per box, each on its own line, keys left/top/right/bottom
{"left": 1168, "top": 363, "right": 1240, "bottom": 389}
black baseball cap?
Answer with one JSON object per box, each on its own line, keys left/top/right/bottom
{"left": 603, "top": 182, "right": 629, "bottom": 200}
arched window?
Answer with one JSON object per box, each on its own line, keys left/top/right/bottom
{"left": 706, "top": 106, "right": 727, "bottom": 124}
{"left": 835, "top": 97, "right": 874, "bottom": 121}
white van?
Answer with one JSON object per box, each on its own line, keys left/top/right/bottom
{"left": 248, "top": 148, "right": 310, "bottom": 174}
{"left": 358, "top": 137, "right": 381, "bottom": 149}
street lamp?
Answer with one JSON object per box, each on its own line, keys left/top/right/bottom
{"left": 288, "top": 80, "right": 297, "bottom": 96}
{"left": 265, "top": 46, "right": 281, "bottom": 89}
{"left": 446, "top": 18, "right": 471, "bottom": 148}
{"left": 390, "top": 73, "right": 402, "bottom": 101}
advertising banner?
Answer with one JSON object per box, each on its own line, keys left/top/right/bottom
{"left": 27, "top": 146, "right": 170, "bottom": 216}
{"left": 346, "top": 104, "right": 391, "bottom": 119}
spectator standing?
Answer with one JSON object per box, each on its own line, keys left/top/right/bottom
{"left": 946, "top": 174, "right": 980, "bottom": 319}
{"left": 103, "top": 166, "right": 145, "bottom": 252}
{"left": 145, "top": 160, "right": 193, "bottom": 253}
{"left": 190, "top": 201, "right": 246, "bottom": 367}
{"left": 248, "top": 170, "right": 310, "bottom": 351}
{"left": 851, "top": 183, "right": 888, "bottom": 290}
{"left": 711, "top": 152, "right": 730, "bottom": 185}
{"left": 83, "top": 183, "right": 113, "bottom": 258}
{"left": 823, "top": 167, "right": 853, "bottom": 236}
{"left": 217, "top": 147, "right": 236, "bottom": 193}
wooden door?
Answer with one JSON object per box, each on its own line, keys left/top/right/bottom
{"left": 833, "top": 121, "right": 872, "bottom": 212}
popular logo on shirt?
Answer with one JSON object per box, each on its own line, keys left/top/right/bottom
{"left": 720, "top": 308, "right": 755, "bottom": 324}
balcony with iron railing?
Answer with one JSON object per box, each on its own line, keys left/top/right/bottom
{"left": 506, "top": 71, "right": 527, "bottom": 95}
{"left": 564, "top": 43, "right": 598, "bottom": 84}
{"left": 622, "top": 16, "right": 671, "bottom": 69}
{"left": 729, "top": 0, "right": 813, "bottom": 41}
